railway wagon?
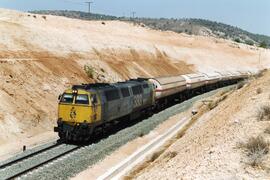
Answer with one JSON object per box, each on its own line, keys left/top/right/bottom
{"left": 203, "top": 72, "right": 222, "bottom": 85}
{"left": 149, "top": 75, "right": 187, "bottom": 100}
{"left": 181, "top": 73, "right": 207, "bottom": 89}
{"left": 237, "top": 71, "right": 250, "bottom": 79}
{"left": 55, "top": 79, "right": 155, "bottom": 141}
{"left": 217, "top": 71, "right": 232, "bottom": 82}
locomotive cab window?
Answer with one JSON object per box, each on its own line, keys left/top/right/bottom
{"left": 121, "top": 88, "right": 130, "bottom": 97}
{"left": 60, "top": 93, "right": 74, "bottom": 103}
{"left": 75, "top": 94, "right": 89, "bottom": 105}
{"left": 105, "top": 89, "right": 120, "bottom": 101}
{"left": 143, "top": 84, "right": 149, "bottom": 89}
{"left": 132, "top": 85, "right": 143, "bottom": 95}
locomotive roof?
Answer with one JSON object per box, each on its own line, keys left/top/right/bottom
{"left": 72, "top": 78, "right": 149, "bottom": 91}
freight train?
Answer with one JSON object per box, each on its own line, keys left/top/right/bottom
{"left": 54, "top": 71, "right": 252, "bottom": 141}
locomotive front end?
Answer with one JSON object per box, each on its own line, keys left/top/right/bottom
{"left": 54, "top": 88, "right": 101, "bottom": 141}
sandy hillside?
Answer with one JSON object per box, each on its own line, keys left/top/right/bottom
{"left": 132, "top": 71, "right": 270, "bottom": 179}
{"left": 0, "top": 8, "right": 269, "bottom": 146}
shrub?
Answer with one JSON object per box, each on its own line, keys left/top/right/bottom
{"left": 150, "top": 151, "right": 161, "bottom": 162}
{"left": 245, "top": 39, "right": 254, "bottom": 46}
{"left": 234, "top": 38, "right": 241, "bottom": 43}
{"left": 84, "top": 64, "right": 95, "bottom": 79}
{"left": 256, "top": 88, "right": 262, "bottom": 94}
{"left": 208, "top": 101, "right": 218, "bottom": 110}
{"left": 264, "top": 126, "right": 270, "bottom": 134}
{"left": 259, "top": 41, "right": 268, "bottom": 49}
{"left": 257, "top": 105, "right": 270, "bottom": 121}
{"left": 242, "top": 136, "right": 269, "bottom": 167}
{"left": 236, "top": 81, "right": 246, "bottom": 89}
{"left": 164, "top": 151, "right": 178, "bottom": 159}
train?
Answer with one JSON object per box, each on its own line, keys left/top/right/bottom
{"left": 54, "top": 70, "right": 253, "bottom": 142}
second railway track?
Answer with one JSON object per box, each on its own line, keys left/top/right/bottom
{"left": 0, "top": 142, "right": 80, "bottom": 179}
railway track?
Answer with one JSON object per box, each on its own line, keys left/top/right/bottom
{"left": 0, "top": 142, "right": 80, "bottom": 179}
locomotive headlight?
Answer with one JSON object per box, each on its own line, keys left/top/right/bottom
{"left": 72, "top": 89, "right": 78, "bottom": 94}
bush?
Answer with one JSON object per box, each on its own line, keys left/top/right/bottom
{"left": 245, "top": 39, "right": 254, "bottom": 46}
{"left": 256, "top": 88, "right": 262, "bottom": 94}
{"left": 259, "top": 41, "right": 268, "bottom": 48}
{"left": 234, "top": 38, "right": 241, "bottom": 43}
{"left": 164, "top": 151, "right": 178, "bottom": 159}
{"left": 84, "top": 64, "right": 95, "bottom": 79}
{"left": 236, "top": 81, "right": 246, "bottom": 89}
{"left": 242, "top": 136, "right": 269, "bottom": 167}
{"left": 258, "top": 105, "right": 270, "bottom": 121}
{"left": 208, "top": 101, "right": 218, "bottom": 110}
{"left": 265, "top": 126, "right": 270, "bottom": 134}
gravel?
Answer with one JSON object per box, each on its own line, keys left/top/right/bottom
{"left": 0, "top": 144, "right": 78, "bottom": 179}
{"left": 0, "top": 141, "right": 57, "bottom": 167}
{"left": 17, "top": 86, "right": 234, "bottom": 180}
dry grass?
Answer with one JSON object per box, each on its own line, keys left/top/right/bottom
{"left": 163, "top": 151, "right": 178, "bottom": 160}
{"left": 207, "top": 94, "right": 228, "bottom": 110}
{"left": 241, "top": 136, "right": 269, "bottom": 167}
{"left": 256, "top": 88, "right": 262, "bottom": 94}
{"left": 265, "top": 126, "right": 270, "bottom": 134}
{"left": 236, "top": 81, "right": 246, "bottom": 89}
{"left": 208, "top": 100, "right": 218, "bottom": 110}
{"left": 257, "top": 105, "right": 270, "bottom": 121}
{"left": 254, "top": 69, "right": 268, "bottom": 79}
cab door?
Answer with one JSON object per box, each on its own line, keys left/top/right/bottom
{"left": 89, "top": 93, "right": 102, "bottom": 124}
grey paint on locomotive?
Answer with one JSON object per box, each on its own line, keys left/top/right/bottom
{"left": 93, "top": 80, "right": 154, "bottom": 122}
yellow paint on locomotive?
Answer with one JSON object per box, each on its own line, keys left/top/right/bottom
{"left": 58, "top": 89, "right": 101, "bottom": 125}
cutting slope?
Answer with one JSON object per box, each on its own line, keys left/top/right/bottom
{"left": 0, "top": 8, "right": 269, "bottom": 145}
{"left": 134, "top": 71, "right": 270, "bottom": 179}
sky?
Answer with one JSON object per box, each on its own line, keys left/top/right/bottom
{"left": 0, "top": 0, "right": 269, "bottom": 36}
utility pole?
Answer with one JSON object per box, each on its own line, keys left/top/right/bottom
{"left": 258, "top": 49, "right": 262, "bottom": 70}
{"left": 131, "top": 11, "right": 136, "bottom": 19}
{"left": 85, "top": 1, "right": 93, "bottom": 14}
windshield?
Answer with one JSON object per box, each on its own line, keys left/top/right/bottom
{"left": 60, "top": 93, "right": 74, "bottom": 103}
{"left": 75, "top": 94, "right": 89, "bottom": 105}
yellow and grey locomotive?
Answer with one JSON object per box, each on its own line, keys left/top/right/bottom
{"left": 54, "top": 79, "right": 155, "bottom": 141}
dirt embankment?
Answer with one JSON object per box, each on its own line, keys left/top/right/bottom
{"left": 0, "top": 8, "right": 269, "bottom": 147}
{"left": 131, "top": 71, "right": 270, "bottom": 179}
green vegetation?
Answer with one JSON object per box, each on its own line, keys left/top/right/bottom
{"left": 245, "top": 39, "right": 255, "bottom": 46}
{"left": 30, "top": 10, "right": 270, "bottom": 48}
{"left": 234, "top": 38, "right": 241, "bottom": 43}
{"left": 259, "top": 41, "right": 268, "bottom": 48}
{"left": 83, "top": 64, "right": 95, "bottom": 79}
